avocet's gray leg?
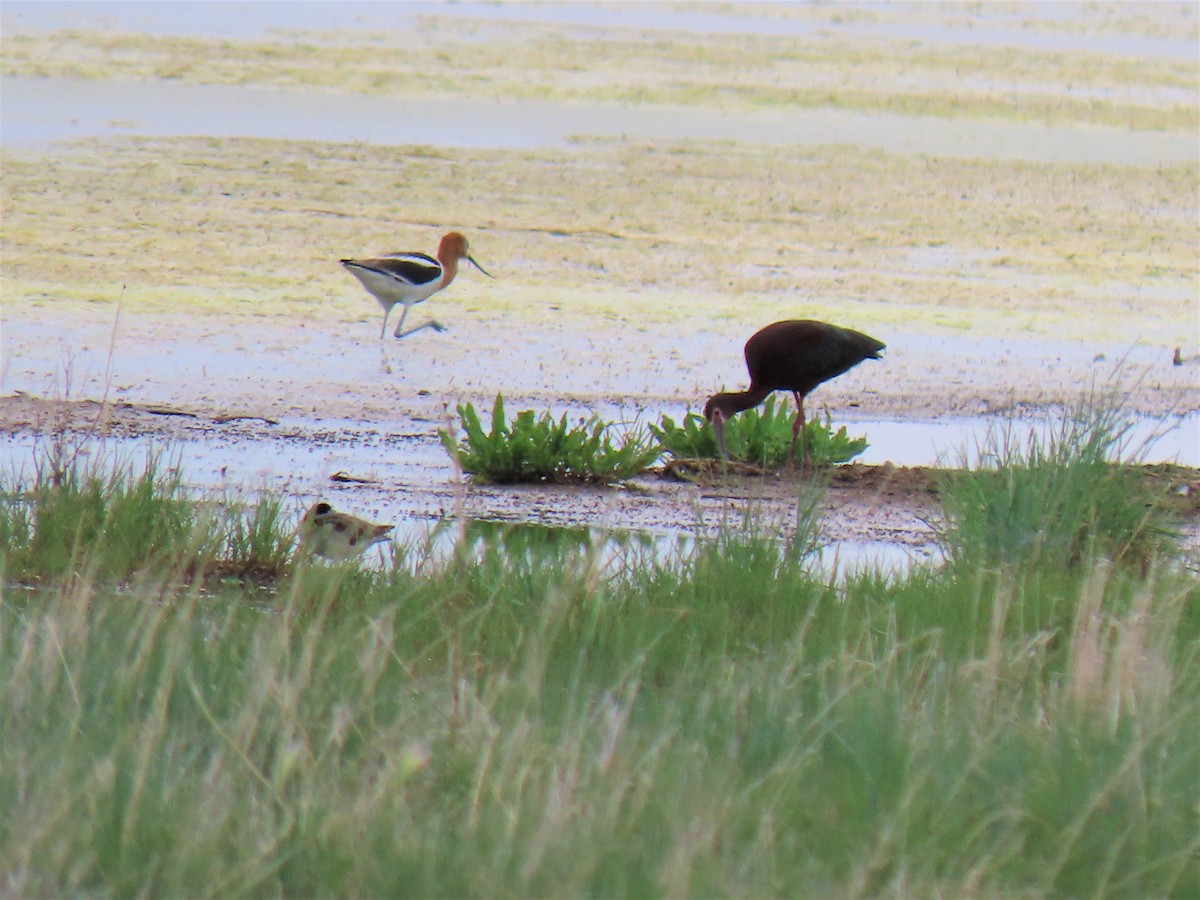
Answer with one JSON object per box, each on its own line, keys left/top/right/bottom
{"left": 391, "top": 303, "right": 412, "bottom": 339}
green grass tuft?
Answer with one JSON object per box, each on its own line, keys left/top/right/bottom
{"left": 934, "top": 397, "right": 1180, "bottom": 570}
{"left": 216, "top": 493, "right": 297, "bottom": 575}
{"left": 0, "top": 444, "right": 297, "bottom": 585}
{"left": 0, "top": 445, "right": 194, "bottom": 582}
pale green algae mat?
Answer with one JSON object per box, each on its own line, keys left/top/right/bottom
{"left": 0, "top": 2, "right": 1197, "bottom": 536}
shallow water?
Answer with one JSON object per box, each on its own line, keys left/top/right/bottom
{"left": 4, "top": 74, "right": 1194, "bottom": 166}
{"left": 3, "top": 308, "right": 1195, "bottom": 474}
{"left": 356, "top": 516, "right": 943, "bottom": 582}
{"left": 4, "top": 408, "right": 1190, "bottom": 493}
{"left": 4, "top": 1, "right": 1195, "bottom": 579}
{"left": 4, "top": 0, "right": 1194, "bottom": 162}
{"left": 852, "top": 414, "right": 1199, "bottom": 468}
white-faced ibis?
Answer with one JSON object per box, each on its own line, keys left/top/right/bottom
{"left": 703, "top": 319, "right": 886, "bottom": 466}
{"left": 299, "top": 501, "right": 394, "bottom": 560}
{"left": 340, "top": 231, "right": 493, "bottom": 339}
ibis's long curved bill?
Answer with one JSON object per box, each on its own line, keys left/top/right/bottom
{"left": 712, "top": 415, "right": 730, "bottom": 461}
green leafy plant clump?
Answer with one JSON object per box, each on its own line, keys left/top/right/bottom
{"left": 650, "top": 396, "right": 869, "bottom": 468}
{"left": 440, "top": 394, "right": 662, "bottom": 484}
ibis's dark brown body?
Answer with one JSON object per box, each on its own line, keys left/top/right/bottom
{"left": 704, "top": 319, "right": 886, "bottom": 464}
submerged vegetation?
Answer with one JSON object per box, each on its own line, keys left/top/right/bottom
{"left": 2, "top": 401, "right": 1198, "bottom": 895}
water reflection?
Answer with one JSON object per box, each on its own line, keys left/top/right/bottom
{"left": 391, "top": 516, "right": 939, "bottom": 582}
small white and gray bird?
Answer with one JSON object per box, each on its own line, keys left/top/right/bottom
{"left": 298, "top": 501, "right": 394, "bottom": 560}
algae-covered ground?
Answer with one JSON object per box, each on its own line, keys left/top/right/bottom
{"left": 3, "top": 134, "right": 1195, "bottom": 344}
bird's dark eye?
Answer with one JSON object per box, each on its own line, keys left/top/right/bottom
{"left": 316, "top": 502, "right": 332, "bottom": 515}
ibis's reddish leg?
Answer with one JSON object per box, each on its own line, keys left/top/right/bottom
{"left": 790, "top": 391, "right": 808, "bottom": 467}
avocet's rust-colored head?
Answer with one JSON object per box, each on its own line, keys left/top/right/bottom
{"left": 438, "top": 232, "right": 493, "bottom": 278}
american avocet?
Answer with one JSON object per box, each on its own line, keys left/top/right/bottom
{"left": 299, "top": 501, "right": 394, "bottom": 560}
{"left": 704, "top": 320, "right": 885, "bottom": 467}
{"left": 340, "top": 231, "right": 493, "bottom": 339}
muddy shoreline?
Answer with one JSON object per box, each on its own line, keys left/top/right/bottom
{"left": 3, "top": 305, "right": 1197, "bottom": 565}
